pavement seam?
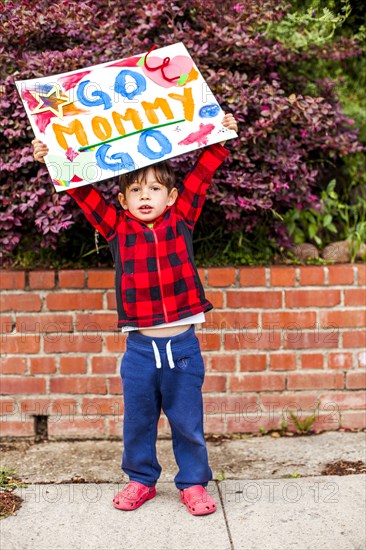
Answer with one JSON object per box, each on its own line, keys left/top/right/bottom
{"left": 217, "top": 480, "right": 234, "bottom": 550}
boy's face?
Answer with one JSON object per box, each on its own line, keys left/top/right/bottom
{"left": 118, "top": 167, "right": 178, "bottom": 223}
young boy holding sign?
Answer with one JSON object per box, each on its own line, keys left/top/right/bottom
{"left": 32, "top": 112, "right": 238, "bottom": 516}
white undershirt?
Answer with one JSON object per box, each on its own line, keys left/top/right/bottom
{"left": 121, "top": 312, "right": 205, "bottom": 333}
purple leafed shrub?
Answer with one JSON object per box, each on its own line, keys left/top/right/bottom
{"left": 0, "top": 0, "right": 363, "bottom": 266}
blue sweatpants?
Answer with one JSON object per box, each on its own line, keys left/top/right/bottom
{"left": 120, "top": 325, "right": 212, "bottom": 490}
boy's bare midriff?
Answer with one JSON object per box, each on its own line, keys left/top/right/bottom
{"left": 137, "top": 324, "right": 192, "bottom": 337}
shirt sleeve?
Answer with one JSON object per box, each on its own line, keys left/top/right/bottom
{"left": 67, "top": 185, "right": 119, "bottom": 241}
{"left": 175, "top": 143, "right": 230, "bottom": 228}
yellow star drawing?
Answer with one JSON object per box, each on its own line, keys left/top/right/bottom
{"left": 30, "top": 85, "right": 72, "bottom": 119}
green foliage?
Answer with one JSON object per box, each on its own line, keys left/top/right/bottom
{"left": 289, "top": 401, "right": 321, "bottom": 433}
{"left": 282, "top": 178, "right": 366, "bottom": 258}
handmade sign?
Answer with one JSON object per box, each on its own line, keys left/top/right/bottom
{"left": 15, "top": 42, "right": 237, "bottom": 192}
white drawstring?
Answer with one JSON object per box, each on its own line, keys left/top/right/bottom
{"left": 151, "top": 340, "right": 175, "bottom": 369}
{"left": 166, "top": 340, "right": 175, "bottom": 369}
{"left": 151, "top": 340, "right": 161, "bottom": 369}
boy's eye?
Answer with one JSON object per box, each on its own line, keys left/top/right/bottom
{"left": 152, "top": 186, "right": 161, "bottom": 191}
{"left": 130, "top": 187, "right": 140, "bottom": 192}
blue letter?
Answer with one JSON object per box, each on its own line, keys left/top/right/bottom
{"left": 137, "top": 129, "right": 172, "bottom": 160}
{"left": 77, "top": 81, "right": 112, "bottom": 110}
{"left": 199, "top": 103, "right": 220, "bottom": 118}
{"left": 114, "top": 69, "right": 146, "bottom": 100}
{"left": 96, "top": 144, "right": 135, "bottom": 172}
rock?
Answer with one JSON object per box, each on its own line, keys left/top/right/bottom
{"left": 321, "top": 240, "right": 366, "bottom": 263}
{"left": 289, "top": 243, "right": 319, "bottom": 261}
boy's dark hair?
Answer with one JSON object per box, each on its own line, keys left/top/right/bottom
{"left": 118, "top": 161, "right": 176, "bottom": 195}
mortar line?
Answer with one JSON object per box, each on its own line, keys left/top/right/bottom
{"left": 216, "top": 480, "right": 235, "bottom": 550}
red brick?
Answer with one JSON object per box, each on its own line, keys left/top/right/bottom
{"left": 270, "top": 266, "right": 296, "bottom": 286}
{"left": 0, "top": 399, "right": 16, "bottom": 416}
{"left": 197, "top": 331, "right": 221, "bottom": 351}
{"left": 259, "top": 393, "right": 321, "bottom": 412}
{"left": 197, "top": 268, "right": 205, "bottom": 285}
{"left": 0, "top": 420, "right": 34, "bottom": 436}
{"left": 319, "top": 309, "right": 366, "bottom": 328}
{"left": 208, "top": 354, "right": 236, "bottom": 372}
{"left": 318, "top": 391, "right": 366, "bottom": 410}
{"left": 44, "top": 334, "right": 102, "bottom": 353}
{"left": 358, "top": 351, "right": 366, "bottom": 368}
{"left": 300, "top": 353, "right": 324, "bottom": 369}
{"left": 108, "top": 376, "right": 122, "bottom": 394}
{"left": 226, "top": 415, "right": 282, "bottom": 434}
{"left": 29, "top": 271, "right": 55, "bottom": 289}
{"left": 239, "top": 354, "right": 267, "bottom": 371}
{"left": 16, "top": 314, "right": 73, "bottom": 333}
{"left": 0, "top": 271, "right": 25, "bottom": 290}
{"left": 48, "top": 418, "right": 106, "bottom": 438}
{"left": 108, "top": 418, "right": 123, "bottom": 438}
{"left": 358, "top": 265, "right": 366, "bottom": 286}
{"left": 87, "top": 270, "right": 114, "bottom": 288}
{"left": 82, "top": 397, "right": 123, "bottom": 415}
{"left": 342, "top": 331, "right": 366, "bottom": 348}
{"left": 46, "top": 292, "right": 103, "bottom": 311}
{"left": 0, "top": 293, "right": 42, "bottom": 312}
{"left": 205, "top": 311, "right": 258, "bottom": 331}
{"left": 58, "top": 270, "right": 85, "bottom": 288}
{"left": 59, "top": 356, "right": 87, "bottom": 374}
{"left": 202, "top": 375, "right": 226, "bottom": 392}
{"left": 227, "top": 290, "right": 282, "bottom": 309}
{"left": 283, "top": 330, "right": 339, "bottom": 349}
{"left": 50, "top": 377, "right": 106, "bottom": 394}
{"left": 92, "top": 356, "right": 118, "bottom": 374}
{"left": 203, "top": 416, "right": 225, "bottom": 433}
{"left": 20, "top": 398, "right": 78, "bottom": 417}
{"left": 328, "top": 265, "right": 355, "bottom": 285}
{"left": 75, "top": 313, "right": 117, "bottom": 332}
{"left": 104, "top": 333, "right": 126, "bottom": 353}
{"left": 262, "top": 311, "right": 317, "bottom": 329}
{"left": 1, "top": 334, "right": 40, "bottom": 354}
{"left": 0, "top": 356, "right": 27, "bottom": 374}
{"left": 328, "top": 352, "right": 353, "bottom": 370}
{"left": 346, "top": 371, "right": 366, "bottom": 389}
{"left": 0, "top": 315, "right": 14, "bottom": 333}
{"left": 203, "top": 395, "right": 257, "bottom": 416}
{"left": 269, "top": 353, "right": 296, "bottom": 371}
{"left": 106, "top": 291, "right": 117, "bottom": 309}
{"left": 287, "top": 372, "right": 344, "bottom": 390}
{"left": 207, "top": 268, "right": 236, "bottom": 287}
{"left": 30, "top": 357, "right": 56, "bottom": 374}
{"left": 340, "top": 411, "right": 366, "bottom": 430}
{"left": 344, "top": 289, "right": 366, "bottom": 306}
{"left": 285, "top": 289, "right": 341, "bottom": 308}
{"left": 299, "top": 266, "right": 325, "bottom": 286}
{"left": 239, "top": 267, "right": 266, "bottom": 287}
{"left": 229, "top": 373, "right": 286, "bottom": 392}
{"left": 205, "top": 290, "right": 223, "bottom": 309}
{"left": 0, "top": 377, "right": 46, "bottom": 394}
{"left": 224, "top": 331, "right": 281, "bottom": 350}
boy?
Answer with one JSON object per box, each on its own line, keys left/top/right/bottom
{"left": 32, "top": 112, "right": 238, "bottom": 515}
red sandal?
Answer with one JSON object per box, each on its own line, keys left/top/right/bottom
{"left": 180, "top": 485, "right": 217, "bottom": 516}
{"left": 113, "top": 481, "right": 156, "bottom": 511}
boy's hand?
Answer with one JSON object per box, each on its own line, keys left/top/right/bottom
{"left": 219, "top": 113, "right": 238, "bottom": 147}
{"left": 32, "top": 139, "right": 49, "bottom": 163}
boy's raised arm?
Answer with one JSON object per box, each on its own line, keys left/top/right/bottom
{"left": 176, "top": 143, "right": 229, "bottom": 228}
{"left": 175, "top": 113, "right": 237, "bottom": 228}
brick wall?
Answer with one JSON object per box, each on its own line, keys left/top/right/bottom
{"left": 1, "top": 265, "right": 365, "bottom": 439}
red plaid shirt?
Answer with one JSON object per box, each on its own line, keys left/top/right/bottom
{"left": 67, "top": 143, "right": 229, "bottom": 328}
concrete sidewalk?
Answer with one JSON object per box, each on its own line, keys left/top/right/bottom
{"left": 1, "top": 432, "right": 365, "bottom": 550}
{"left": 1, "top": 477, "right": 365, "bottom": 550}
